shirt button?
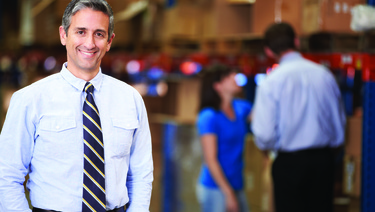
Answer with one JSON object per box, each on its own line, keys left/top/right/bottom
{"left": 56, "top": 126, "right": 60, "bottom": 130}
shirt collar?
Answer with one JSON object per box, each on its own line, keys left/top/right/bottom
{"left": 279, "top": 51, "right": 302, "bottom": 64}
{"left": 60, "top": 62, "right": 103, "bottom": 92}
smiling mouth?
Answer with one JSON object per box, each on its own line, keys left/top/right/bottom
{"left": 79, "top": 50, "right": 96, "bottom": 56}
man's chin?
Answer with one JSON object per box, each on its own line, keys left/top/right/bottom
{"left": 79, "top": 64, "right": 99, "bottom": 72}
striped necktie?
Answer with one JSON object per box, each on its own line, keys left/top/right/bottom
{"left": 82, "top": 82, "right": 106, "bottom": 212}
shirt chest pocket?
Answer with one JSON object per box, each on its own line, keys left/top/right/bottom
{"left": 39, "top": 116, "right": 76, "bottom": 132}
{"left": 37, "top": 116, "right": 77, "bottom": 157}
{"left": 111, "top": 118, "right": 139, "bottom": 157}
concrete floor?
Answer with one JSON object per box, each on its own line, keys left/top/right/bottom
{"left": 334, "top": 197, "right": 360, "bottom": 212}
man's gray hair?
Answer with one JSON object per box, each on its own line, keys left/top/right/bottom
{"left": 62, "top": 0, "right": 114, "bottom": 41}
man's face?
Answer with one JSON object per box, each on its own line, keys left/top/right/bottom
{"left": 59, "top": 8, "right": 114, "bottom": 79}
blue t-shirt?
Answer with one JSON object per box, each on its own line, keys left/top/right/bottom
{"left": 197, "top": 99, "right": 252, "bottom": 190}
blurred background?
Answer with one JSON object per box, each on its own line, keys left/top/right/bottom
{"left": 1, "top": 0, "right": 375, "bottom": 211}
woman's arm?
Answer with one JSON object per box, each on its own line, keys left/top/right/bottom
{"left": 200, "top": 134, "right": 239, "bottom": 212}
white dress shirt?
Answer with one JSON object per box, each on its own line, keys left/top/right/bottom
{"left": 251, "top": 52, "right": 346, "bottom": 152}
{"left": 0, "top": 63, "right": 153, "bottom": 212}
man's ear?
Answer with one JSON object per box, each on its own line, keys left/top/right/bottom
{"left": 59, "top": 26, "right": 67, "bottom": 46}
{"left": 106, "top": 33, "right": 115, "bottom": 52}
{"left": 264, "top": 47, "right": 275, "bottom": 59}
{"left": 294, "top": 37, "right": 300, "bottom": 49}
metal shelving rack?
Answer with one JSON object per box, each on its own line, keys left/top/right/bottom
{"left": 361, "top": 79, "right": 375, "bottom": 212}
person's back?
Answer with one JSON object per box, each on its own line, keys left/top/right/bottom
{"left": 257, "top": 52, "right": 344, "bottom": 152}
{"left": 251, "top": 22, "right": 346, "bottom": 212}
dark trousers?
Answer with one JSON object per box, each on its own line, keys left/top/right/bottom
{"left": 272, "top": 147, "right": 335, "bottom": 212}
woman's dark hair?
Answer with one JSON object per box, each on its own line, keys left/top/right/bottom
{"left": 264, "top": 22, "right": 296, "bottom": 55}
{"left": 199, "top": 64, "right": 235, "bottom": 111}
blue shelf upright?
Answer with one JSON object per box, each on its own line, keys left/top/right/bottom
{"left": 162, "top": 122, "right": 179, "bottom": 212}
{"left": 362, "top": 80, "right": 375, "bottom": 212}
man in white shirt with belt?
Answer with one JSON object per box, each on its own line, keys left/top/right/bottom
{"left": 251, "top": 22, "right": 346, "bottom": 212}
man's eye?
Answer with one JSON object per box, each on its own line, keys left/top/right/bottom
{"left": 96, "top": 33, "right": 104, "bottom": 37}
{"left": 77, "top": 31, "right": 84, "bottom": 35}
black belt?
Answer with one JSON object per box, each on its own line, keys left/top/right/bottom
{"left": 33, "top": 206, "right": 125, "bottom": 212}
{"left": 278, "top": 147, "right": 332, "bottom": 156}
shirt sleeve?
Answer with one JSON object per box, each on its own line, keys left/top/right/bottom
{"left": 327, "top": 74, "right": 347, "bottom": 147}
{"left": 0, "top": 91, "right": 33, "bottom": 212}
{"left": 251, "top": 83, "right": 279, "bottom": 150}
{"left": 126, "top": 92, "right": 153, "bottom": 212}
{"left": 196, "top": 108, "right": 217, "bottom": 136}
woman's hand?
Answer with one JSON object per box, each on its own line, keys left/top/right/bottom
{"left": 225, "top": 190, "right": 239, "bottom": 212}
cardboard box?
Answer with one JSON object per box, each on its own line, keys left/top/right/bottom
{"left": 302, "top": 0, "right": 366, "bottom": 34}
{"left": 251, "top": 0, "right": 303, "bottom": 35}
{"left": 345, "top": 116, "right": 362, "bottom": 156}
{"left": 148, "top": 78, "right": 201, "bottom": 124}
{"left": 250, "top": 0, "right": 365, "bottom": 36}
{"left": 343, "top": 155, "right": 361, "bottom": 197}
{"left": 161, "top": 3, "right": 202, "bottom": 41}
{"left": 244, "top": 136, "right": 274, "bottom": 212}
{"left": 173, "top": 78, "right": 201, "bottom": 123}
{"left": 202, "top": 0, "right": 252, "bottom": 39}
{"left": 343, "top": 116, "right": 362, "bottom": 198}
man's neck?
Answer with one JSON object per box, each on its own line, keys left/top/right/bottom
{"left": 66, "top": 64, "right": 99, "bottom": 82}
{"left": 275, "top": 49, "right": 296, "bottom": 63}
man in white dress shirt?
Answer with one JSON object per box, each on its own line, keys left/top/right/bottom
{"left": 0, "top": 0, "right": 153, "bottom": 211}
{"left": 251, "top": 22, "right": 346, "bottom": 212}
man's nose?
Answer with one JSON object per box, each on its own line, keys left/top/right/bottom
{"left": 84, "top": 35, "right": 96, "bottom": 49}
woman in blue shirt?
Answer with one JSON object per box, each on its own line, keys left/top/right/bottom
{"left": 196, "top": 64, "right": 252, "bottom": 212}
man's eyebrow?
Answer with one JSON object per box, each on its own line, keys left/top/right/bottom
{"left": 73, "top": 27, "right": 107, "bottom": 34}
{"left": 74, "top": 27, "right": 87, "bottom": 31}
{"left": 95, "top": 29, "right": 107, "bottom": 34}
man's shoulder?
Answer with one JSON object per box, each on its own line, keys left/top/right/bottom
{"left": 271, "top": 57, "right": 328, "bottom": 79}
{"left": 298, "top": 58, "right": 335, "bottom": 80}
{"left": 15, "top": 73, "right": 60, "bottom": 95}
{"left": 9, "top": 73, "right": 60, "bottom": 106}
{"left": 102, "top": 74, "right": 141, "bottom": 97}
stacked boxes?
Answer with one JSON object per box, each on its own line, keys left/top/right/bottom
{"left": 244, "top": 136, "right": 274, "bottom": 212}
{"left": 251, "top": 0, "right": 303, "bottom": 35}
{"left": 251, "top": 0, "right": 366, "bottom": 36}
{"left": 302, "top": 0, "right": 366, "bottom": 34}
{"left": 343, "top": 117, "right": 362, "bottom": 196}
